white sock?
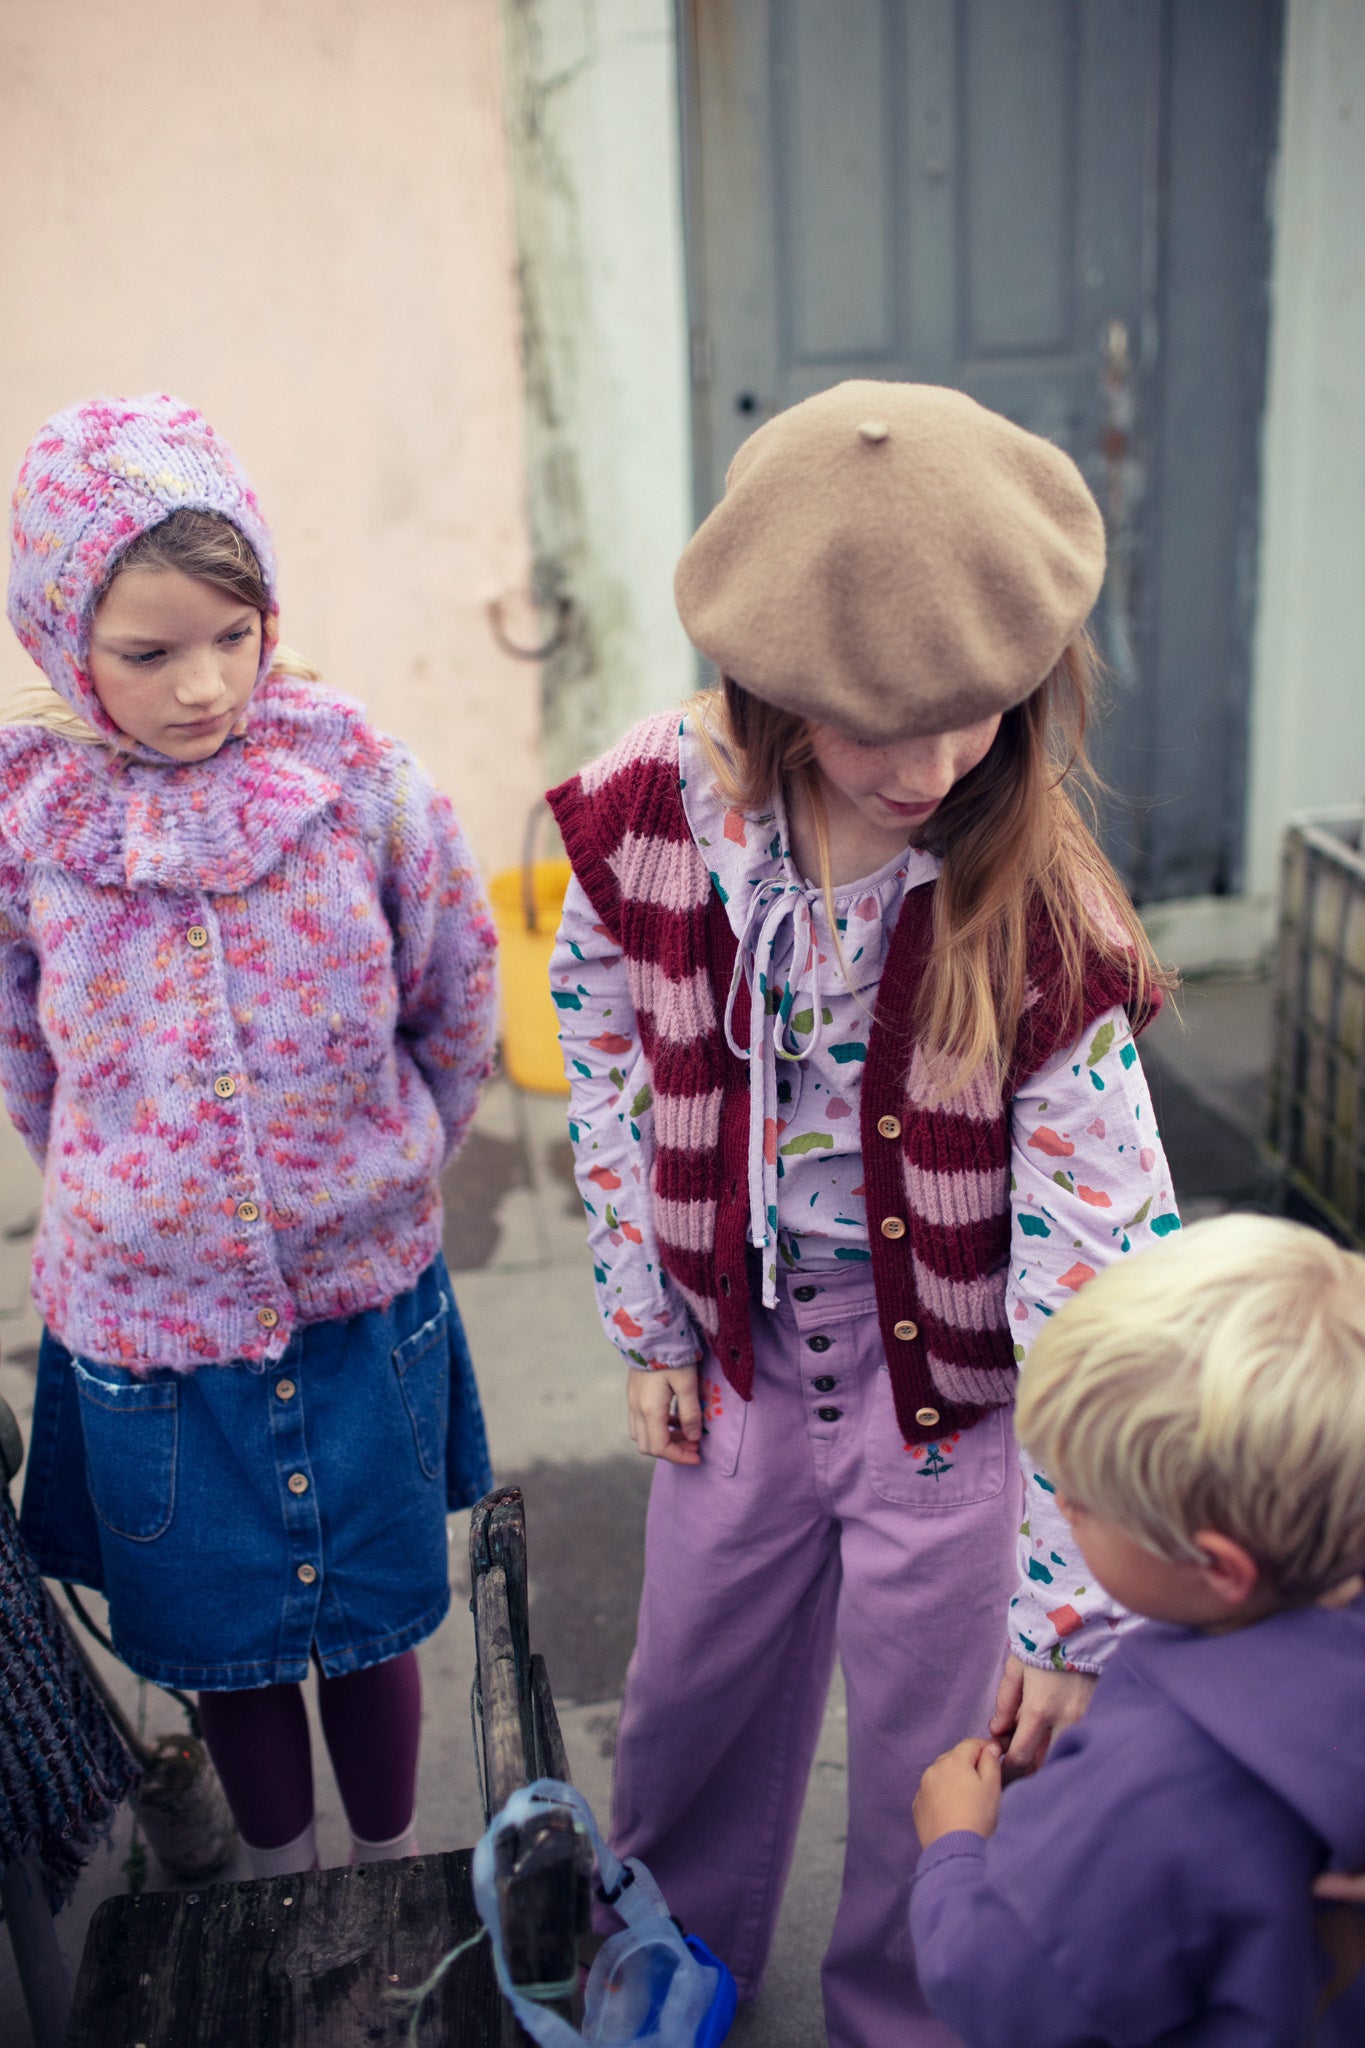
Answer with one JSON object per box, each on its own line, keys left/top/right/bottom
{"left": 242, "top": 1818, "right": 318, "bottom": 1878}
{"left": 350, "top": 1821, "right": 419, "bottom": 1865}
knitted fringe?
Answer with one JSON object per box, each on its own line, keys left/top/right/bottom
{"left": 0, "top": 1487, "right": 141, "bottom": 1915}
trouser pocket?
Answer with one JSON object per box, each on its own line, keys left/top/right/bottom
{"left": 864, "top": 1382, "right": 1010, "bottom": 1508}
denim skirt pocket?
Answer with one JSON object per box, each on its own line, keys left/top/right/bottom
{"left": 393, "top": 1295, "right": 451, "bottom": 1481}
{"left": 73, "top": 1359, "right": 179, "bottom": 1541}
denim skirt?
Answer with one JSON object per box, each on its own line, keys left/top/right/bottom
{"left": 18, "top": 1255, "right": 493, "bottom": 1690}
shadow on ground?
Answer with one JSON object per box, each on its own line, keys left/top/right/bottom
{"left": 1143, "top": 1047, "right": 1272, "bottom": 1210}
{"left": 502, "top": 1455, "right": 652, "bottom": 1707}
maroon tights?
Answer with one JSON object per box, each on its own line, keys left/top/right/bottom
{"left": 198, "top": 1649, "right": 422, "bottom": 1849}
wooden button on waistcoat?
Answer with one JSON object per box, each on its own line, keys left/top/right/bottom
{"left": 915, "top": 1406, "right": 941, "bottom": 1428}
{"left": 257, "top": 1306, "right": 280, "bottom": 1329}
{"left": 877, "top": 1114, "right": 902, "bottom": 1140}
{"left": 213, "top": 1075, "right": 236, "bottom": 1099}
{"left": 236, "top": 1200, "right": 260, "bottom": 1223}
{"left": 879, "top": 1216, "right": 907, "bottom": 1240}
{"left": 893, "top": 1319, "right": 919, "bottom": 1342}
{"left": 186, "top": 925, "right": 209, "bottom": 949}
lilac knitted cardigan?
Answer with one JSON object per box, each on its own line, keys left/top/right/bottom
{"left": 0, "top": 677, "right": 497, "bottom": 1370}
{"left": 0, "top": 395, "right": 497, "bottom": 1371}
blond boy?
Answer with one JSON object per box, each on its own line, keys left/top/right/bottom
{"left": 911, "top": 1214, "right": 1365, "bottom": 2046}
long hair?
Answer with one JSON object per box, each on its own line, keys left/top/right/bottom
{"left": 690, "top": 633, "right": 1175, "bottom": 1100}
{"left": 0, "top": 509, "right": 317, "bottom": 745}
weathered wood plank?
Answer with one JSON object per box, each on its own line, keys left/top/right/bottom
{"left": 468, "top": 1488, "right": 583, "bottom": 2048}
{"left": 529, "top": 1654, "right": 571, "bottom": 1785}
{"left": 497, "top": 1809, "right": 590, "bottom": 2008}
{"left": 475, "top": 1562, "right": 532, "bottom": 1819}
{"left": 65, "top": 1850, "right": 498, "bottom": 2047}
{"left": 470, "top": 1487, "right": 536, "bottom": 1781}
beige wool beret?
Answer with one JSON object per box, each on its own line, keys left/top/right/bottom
{"left": 674, "top": 381, "right": 1106, "bottom": 742}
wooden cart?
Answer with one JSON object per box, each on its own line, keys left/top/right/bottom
{"left": 62, "top": 1486, "right": 588, "bottom": 2047}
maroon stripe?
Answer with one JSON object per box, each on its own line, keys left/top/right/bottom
{"left": 661, "top": 1240, "right": 722, "bottom": 1298}
{"left": 653, "top": 1148, "right": 725, "bottom": 1205}
{"left": 911, "top": 1305, "right": 1013, "bottom": 1368}
{"left": 617, "top": 902, "right": 721, "bottom": 969}
{"left": 904, "top": 1108, "right": 1011, "bottom": 1175}
{"left": 546, "top": 777, "right": 622, "bottom": 933}
{"left": 910, "top": 1213, "right": 1010, "bottom": 1279}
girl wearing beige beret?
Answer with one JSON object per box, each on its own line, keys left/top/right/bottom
{"left": 547, "top": 382, "right": 1177, "bottom": 2047}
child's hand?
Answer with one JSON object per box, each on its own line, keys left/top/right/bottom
{"left": 990, "top": 1653, "right": 1096, "bottom": 1775}
{"left": 627, "top": 1366, "right": 703, "bottom": 1465}
{"left": 913, "top": 1738, "right": 1003, "bottom": 1848}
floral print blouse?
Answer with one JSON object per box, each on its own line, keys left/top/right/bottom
{"left": 551, "top": 711, "right": 1180, "bottom": 1670}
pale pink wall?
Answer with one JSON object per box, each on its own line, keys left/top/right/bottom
{"left": 0, "top": 0, "right": 537, "bottom": 875}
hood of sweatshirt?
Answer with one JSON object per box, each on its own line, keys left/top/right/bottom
{"left": 6, "top": 394, "right": 278, "bottom": 759}
{"left": 1124, "top": 1588, "right": 1365, "bottom": 1869}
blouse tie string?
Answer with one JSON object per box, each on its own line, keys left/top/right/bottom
{"left": 724, "top": 881, "right": 828, "bottom": 1308}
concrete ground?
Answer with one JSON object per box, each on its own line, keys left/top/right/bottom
{"left": 0, "top": 972, "right": 1279, "bottom": 2047}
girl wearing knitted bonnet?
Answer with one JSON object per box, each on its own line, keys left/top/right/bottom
{"left": 548, "top": 383, "right": 1178, "bottom": 2046}
{"left": 2, "top": 395, "right": 497, "bottom": 1876}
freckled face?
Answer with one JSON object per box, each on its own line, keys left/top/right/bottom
{"left": 807, "top": 716, "right": 1002, "bottom": 836}
{"left": 87, "top": 566, "right": 261, "bottom": 760}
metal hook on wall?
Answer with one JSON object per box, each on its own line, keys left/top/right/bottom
{"left": 486, "top": 592, "right": 575, "bottom": 663}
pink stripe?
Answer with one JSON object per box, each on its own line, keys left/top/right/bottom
{"left": 675, "top": 1281, "right": 720, "bottom": 1338}
{"left": 611, "top": 830, "right": 712, "bottom": 912}
{"left": 578, "top": 710, "right": 677, "bottom": 797}
{"left": 903, "top": 1160, "right": 1006, "bottom": 1227}
{"left": 655, "top": 1195, "right": 718, "bottom": 1253}
{"left": 912, "top": 1261, "right": 1002, "bottom": 1333}
{"left": 905, "top": 1042, "right": 1004, "bottom": 1123}
{"left": 654, "top": 1087, "right": 723, "bottom": 1151}
{"left": 636, "top": 958, "right": 716, "bottom": 1045}
{"left": 928, "top": 1354, "right": 1015, "bottom": 1406}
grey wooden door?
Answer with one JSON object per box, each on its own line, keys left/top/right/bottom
{"left": 679, "top": 0, "right": 1283, "bottom": 901}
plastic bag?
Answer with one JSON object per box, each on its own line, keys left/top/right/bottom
{"left": 471, "top": 1779, "right": 737, "bottom": 2048}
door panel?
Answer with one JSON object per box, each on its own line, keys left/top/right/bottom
{"left": 961, "top": 1, "right": 1077, "bottom": 359}
{"left": 781, "top": 0, "right": 897, "bottom": 360}
{"left": 680, "top": 0, "right": 1282, "bottom": 900}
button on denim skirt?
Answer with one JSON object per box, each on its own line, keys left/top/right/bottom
{"left": 18, "top": 1254, "right": 493, "bottom": 1690}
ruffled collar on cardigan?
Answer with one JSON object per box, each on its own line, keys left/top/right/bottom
{"left": 0, "top": 674, "right": 378, "bottom": 892}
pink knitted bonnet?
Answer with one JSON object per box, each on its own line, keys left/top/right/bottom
{"left": 6, "top": 394, "right": 278, "bottom": 747}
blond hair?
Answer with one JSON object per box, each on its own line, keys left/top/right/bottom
{"left": 1015, "top": 1214, "right": 1365, "bottom": 1601}
{"left": 1, "top": 508, "right": 317, "bottom": 745}
{"left": 690, "top": 634, "right": 1175, "bottom": 1099}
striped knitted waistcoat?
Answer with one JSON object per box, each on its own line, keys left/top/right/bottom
{"left": 548, "top": 712, "right": 1147, "bottom": 1447}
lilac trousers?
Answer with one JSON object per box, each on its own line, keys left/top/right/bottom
{"left": 609, "top": 1262, "right": 1021, "bottom": 2048}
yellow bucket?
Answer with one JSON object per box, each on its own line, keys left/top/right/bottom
{"left": 489, "top": 820, "right": 572, "bottom": 1094}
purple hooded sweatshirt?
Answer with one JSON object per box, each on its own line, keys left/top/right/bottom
{"left": 911, "top": 1591, "right": 1365, "bottom": 2046}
